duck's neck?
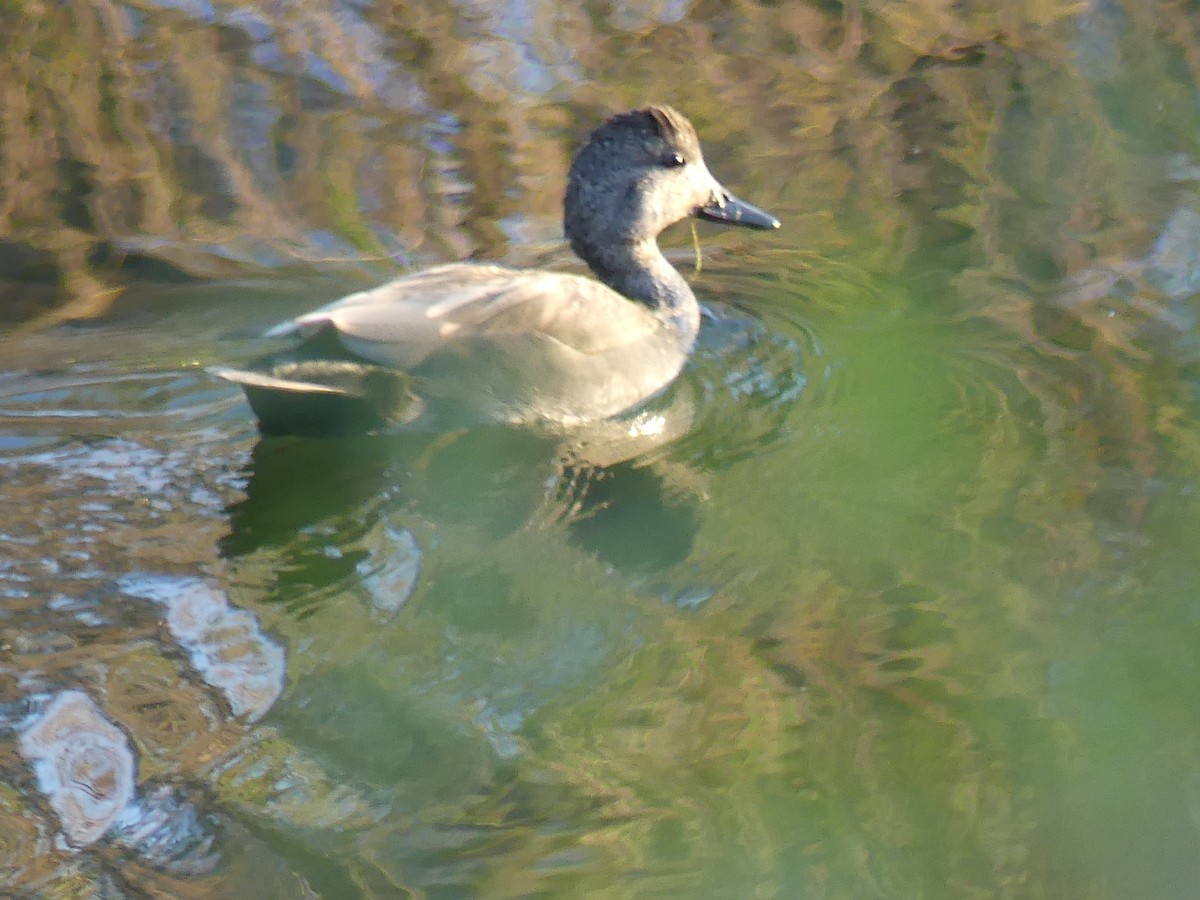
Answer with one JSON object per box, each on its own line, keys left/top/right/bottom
{"left": 581, "top": 239, "right": 701, "bottom": 345}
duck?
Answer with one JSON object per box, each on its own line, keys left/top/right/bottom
{"left": 211, "top": 105, "right": 779, "bottom": 436}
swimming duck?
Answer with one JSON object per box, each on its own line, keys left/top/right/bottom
{"left": 212, "top": 105, "right": 779, "bottom": 435}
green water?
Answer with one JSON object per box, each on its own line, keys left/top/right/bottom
{"left": 4, "top": 2, "right": 1200, "bottom": 898}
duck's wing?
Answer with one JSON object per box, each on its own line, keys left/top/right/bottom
{"left": 269, "top": 264, "right": 663, "bottom": 368}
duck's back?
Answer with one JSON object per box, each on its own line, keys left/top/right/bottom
{"left": 276, "top": 264, "right": 668, "bottom": 364}
{"left": 241, "top": 263, "right": 694, "bottom": 427}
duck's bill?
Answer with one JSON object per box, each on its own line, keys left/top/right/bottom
{"left": 695, "top": 191, "right": 780, "bottom": 230}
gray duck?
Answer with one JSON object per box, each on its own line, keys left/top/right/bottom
{"left": 212, "top": 105, "right": 779, "bottom": 435}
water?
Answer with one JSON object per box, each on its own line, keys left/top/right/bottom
{"left": 4, "top": 2, "right": 1200, "bottom": 897}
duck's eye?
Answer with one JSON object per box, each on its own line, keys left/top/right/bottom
{"left": 662, "top": 152, "right": 687, "bottom": 168}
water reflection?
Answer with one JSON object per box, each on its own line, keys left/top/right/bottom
{"left": 356, "top": 511, "right": 424, "bottom": 617}
{"left": 10, "top": 573, "right": 285, "bottom": 867}
{"left": 15, "top": 688, "right": 222, "bottom": 875}
{"left": 19, "top": 691, "right": 137, "bottom": 848}
{"left": 117, "top": 575, "right": 286, "bottom": 721}
{"left": 3, "top": 0, "right": 1200, "bottom": 895}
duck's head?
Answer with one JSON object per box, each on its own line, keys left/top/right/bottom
{"left": 564, "top": 106, "right": 779, "bottom": 271}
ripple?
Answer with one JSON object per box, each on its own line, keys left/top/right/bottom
{"left": 0, "top": 368, "right": 239, "bottom": 442}
{"left": 672, "top": 294, "right": 822, "bottom": 466}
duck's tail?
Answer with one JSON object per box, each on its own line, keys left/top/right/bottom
{"left": 209, "top": 366, "right": 351, "bottom": 397}
{"left": 210, "top": 360, "right": 419, "bottom": 436}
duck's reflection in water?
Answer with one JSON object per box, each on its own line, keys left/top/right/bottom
{"left": 218, "top": 381, "right": 705, "bottom": 619}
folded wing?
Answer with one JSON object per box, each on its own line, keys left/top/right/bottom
{"left": 270, "top": 264, "right": 664, "bottom": 369}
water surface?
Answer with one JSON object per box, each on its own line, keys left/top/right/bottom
{"left": 3, "top": 2, "right": 1200, "bottom": 898}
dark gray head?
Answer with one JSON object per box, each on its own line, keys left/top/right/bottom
{"left": 564, "top": 106, "right": 778, "bottom": 281}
